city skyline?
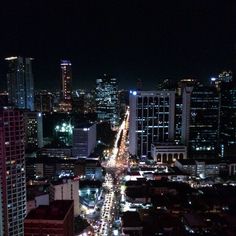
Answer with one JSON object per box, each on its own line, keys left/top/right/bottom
{"left": 1, "top": 1, "right": 236, "bottom": 235}
{"left": 0, "top": 1, "right": 235, "bottom": 90}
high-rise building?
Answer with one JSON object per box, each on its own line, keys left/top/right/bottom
{"left": 5, "top": 57, "right": 34, "bottom": 111}
{"left": 72, "top": 123, "right": 97, "bottom": 158}
{"left": 0, "top": 108, "right": 26, "bottom": 236}
{"left": 24, "top": 200, "right": 74, "bottom": 236}
{"left": 188, "top": 85, "right": 220, "bottom": 156}
{"left": 209, "top": 71, "right": 236, "bottom": 156}
{"left": 219, "top": 81, "right": 236, "bottom": 156}
{"left": 129, "top": 90, "right": 175, "bottom": 158}
{"left": 181, "top": 86, "right": 194, "bottom": 146}
{"left": 35, "top": 90, "right": 54, "bottom": 112}
{"left": 96, "top": 74, "right": 119, "bottom": 127}
{"left": 23, "top": 111, "right": 43, "bottom": 151}
{"left": 59, "top": 60, "right": 72, "bottom": 112}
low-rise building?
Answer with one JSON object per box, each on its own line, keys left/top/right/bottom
{"left": 50, "top": 179, "right": 80, "bottom": 216}
{"left": 175, "top": 158, "right": 236, "bottom": 178}
{"left": 151, "top": 142, "right": 187, "bottom": 163}
{"left": 24, "top": 200, "right": 74, "bottom": 236}
{"left": 121, "top": 211, "right": 143, "bottom": 236}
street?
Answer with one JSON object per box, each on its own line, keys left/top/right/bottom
{"left": 97, "top": 108, "right": 130, "bottom": 236}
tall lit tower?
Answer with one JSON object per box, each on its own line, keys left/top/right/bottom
{"left": 5, "top": 56, "right": 34, "bottom": 111}
{"left": 0, "top": 108, "right": 26, "bottom": 236}
{"left": 188, "top": 85, "right": 220, "bottom": 156}
{"left": 60, "top": 60, "right": 72, "bottom": 112}
{"left": 96, "top": 74, "right": 119, "bottom": 128}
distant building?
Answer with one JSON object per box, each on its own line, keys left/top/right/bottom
{"left": 72, "top": 123, "right": 96, "bottom": 158}
{"left": 188, "top": 85, "right": 220, "bottom": 156}
{"left": 96, "top": 74, "right": 119, "bottom": 127}
{"left": 50, "top": 179, "right": 80, "bottom": 216}
{"left": 219, "top": 81, "right": 236, "bottom": 156}
{"left": 180, "top": 86, "right": 194, "bottom": 146}
{"left": 54, "top": 121, "right": 74, "bottom": 146}
{"left": 218, "top": 70, "right": 233, "bottom": 83}
{"left": 24, "top": 200, "right": 74, "bottom": 236}
{"left": 59, "top": 60, "right": 72, "bottom": 112}
{"left": 35, "top": 90, "right": 54, "bottom": 112}
{"left": 5, "top": 56, "right": 34, "bottom": 111}
{"left": 0, "top": 108, "right": 26, "bottom": 236}
{"left": 129, "top": 90, "right": 175, "bottom": 158}
{"left": 24, "top": 111, "right": 43, "bottom": 151}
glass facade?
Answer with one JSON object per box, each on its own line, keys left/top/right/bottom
{"left": 96, "top": 74, "right": 119, "bottom": 126}
{"left": 189, "top": 85, "right": 220, "bottom": 155}
{"left": 6, "top": 57, "right": 34, "bottom": 111}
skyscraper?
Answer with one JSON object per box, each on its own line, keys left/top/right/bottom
{"left": 129, "top": 90, "right": 175, "bottom": 158}
{"left": 96, "top": 74, "right": 119, "bottom": 127}
{"left": 0, "top": 108, "right": 26, "bottom": 236}
{"left": 35, "top": 90, "right": 54, "bottom": 112}
{"left": 219, "top": 80, "right": 236, "bottom": 156}
{"left": 59, "top": 60, "right": 72, "bottom": 112}
{"left": 188, "top": 85, "right": 220, "bottom": 156}
{"left": 5, "top": 57, "right": 34, "bottom": 111}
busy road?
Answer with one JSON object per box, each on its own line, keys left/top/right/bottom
{"left": 97, "top": 108, "right": 130, "bottom": 235}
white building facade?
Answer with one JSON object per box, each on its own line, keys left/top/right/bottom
{"left": 129, "top": 91, "right": 175, "bottom": 159}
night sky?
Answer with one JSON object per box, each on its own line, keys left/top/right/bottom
{"left": 0, "top": 0, "right": 235, "bottom": 90}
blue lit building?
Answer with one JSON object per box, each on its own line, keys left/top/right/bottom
{"left": 5, "top": 57, "right": 34, "bottom": 111}
{"left": 95, "top": 74, "right": 119, "bottom": 127}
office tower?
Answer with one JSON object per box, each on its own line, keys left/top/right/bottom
{"left": 96, "top": 74, "right": 119, "bottom": 127}
{"left": 129, "top": 90, "right": 175, "bottom": 158}
{"left": 5, "top": 56, "right": 34, "bottom": 111}
{"left": 24, "top": 200, "right": 74, "bottom": 236}
{"left": 35, "top": 90, "right": 54, "bottom": 112}
{"left": 181, "top": 86, "right": 194, "bottom": 145}
{"left": 23, "top": 111, "right": 43, "bottom": 151}
{"left": 72, "top": 123, "right": 96, "bottom": 158}
{"left": 0, "top": 108, "right": 26, "bottom": 236}
{"left": 219, "top": 81, "right": 236, "bottom": 156}
{"left": 188, "top": 85, "right": 220, "bottom": 156}
{"left": 59, "top": 60, "right": 72, "bottom": 112}
{"left": 157, "top": 78, "right": 177, "bottom": 90}
{"left": 175, "top": 93, "right": 182, "bottom": 143}
{"left": 50, "top": 179, "right": 80, "bottom": 216}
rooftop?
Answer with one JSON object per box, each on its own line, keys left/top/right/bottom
{"left": 25, "top": 200, "right": 73, "bottom": 221}
{"left": 122, "top": 211, "right": 142, "bottom": 228}
{"left": 75, "top": 123, "right": 95, "bottom": 129}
